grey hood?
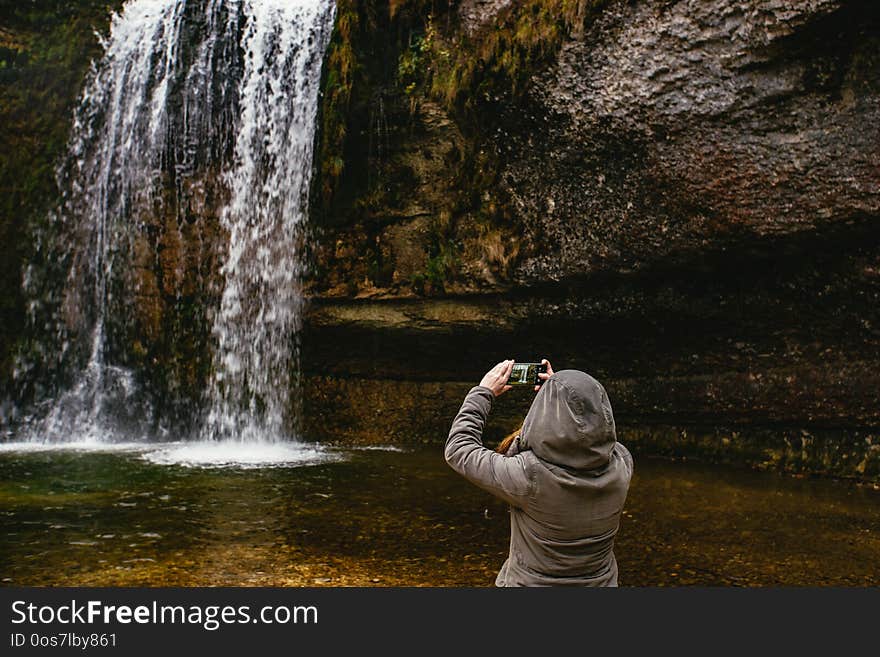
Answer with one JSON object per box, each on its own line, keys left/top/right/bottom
{"left": 521, "top": 369, "right": 617, "bottom": 470}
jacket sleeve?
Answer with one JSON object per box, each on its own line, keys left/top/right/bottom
{"left": 444, "top": 386, "right": 534, "bottom": 508}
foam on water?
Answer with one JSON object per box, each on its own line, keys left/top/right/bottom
{"left": 348, "top": 445, "right": 409, "bottom": 453}
{"left": 142, "top": 441, "right": 341, "bottom": 469}
{"left": 0, "top": 439, "right": 342, "bottom": 469}
{"left": 0, "top": 441, "right": 151, "bottom": 454}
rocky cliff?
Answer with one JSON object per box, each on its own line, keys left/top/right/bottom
{"left": 311, "top": 0, "right": 879, "bottom": 292}
{"left": 304, "top": 0, "right": 880, "bottom": 479}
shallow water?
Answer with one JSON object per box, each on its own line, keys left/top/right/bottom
{"left": 1, "top": 442, "right": 878, "bottom": 586}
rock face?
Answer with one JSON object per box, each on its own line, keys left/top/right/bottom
{"left": 457, "top": 0, "right": 514, "bottom": 35}
{"left": 313, "top": 0, "right": 879, "bottom": 293}
{"left": 501, "top": 0, "right": 880, "bottom": 282}
{"left": 303, "top": 0, "right": 880, "bottom": 480}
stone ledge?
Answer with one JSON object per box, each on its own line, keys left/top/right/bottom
{"left": 302, "top": 374, "right": 880, "bottom": 482}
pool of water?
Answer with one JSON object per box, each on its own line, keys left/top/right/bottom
{"left": 1, "top": 441, "right": 878, "bottom": 586}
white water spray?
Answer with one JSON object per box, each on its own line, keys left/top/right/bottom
{"left": 32, "top": 0, "right": 191, "bottom": 442}
{"left": 203, "top": 0, "right": 335, "bottom": 442}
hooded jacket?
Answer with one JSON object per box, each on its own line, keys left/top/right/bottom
{"left": 445, "top": 370, "right": 633, "bottom": 586}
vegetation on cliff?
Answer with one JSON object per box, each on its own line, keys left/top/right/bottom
{"left": 402, "top": 0, "right": 606, "bottom": 119}
{"left": 311, "top": 0, "right": 607, "bottom": 297}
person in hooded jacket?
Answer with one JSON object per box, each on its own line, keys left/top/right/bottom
{"left": 444, "top": 359, "right": 633, "bottom": 586}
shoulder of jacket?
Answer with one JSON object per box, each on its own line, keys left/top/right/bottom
{"left": 614, "top": 442, "right": 634, "bottom": 474}
{"left": 518, "top": 450, "right": 542, "bottom": 489}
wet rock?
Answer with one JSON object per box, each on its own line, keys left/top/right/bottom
{"left": 503, "top": 0, "right": 880, "bottom": 282}
{"left": 457, "top": 0, "right": 514, "bottom": 36}
{"left": 301, "top": 0, "right": 880, "bottom": 481}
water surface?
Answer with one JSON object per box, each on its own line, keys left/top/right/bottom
{"left": 1, "top": 443, "right": 878, "bottom": 586}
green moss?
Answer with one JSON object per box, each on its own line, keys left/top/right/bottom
{"left": 366, "top": 251, "right": 394, "bottom": 288}
{"left": 313, "top": 0, "right": 443, "bottom": 220}
{"left": 311, "top": 1, "right": 610, "bottom": 297}
{"left": 423, "top": 242, "right": 458, "bottom": 294}
{"left": 419, "top": 211, "right": 460, "bottom": 295}
{"left": 316, "top": 0, "right": 360, "bottom": 207}
{"left": 407, "top": 0, "right": 608, "bottom": 120}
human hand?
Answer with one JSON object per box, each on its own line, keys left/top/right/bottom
{"left": 479, "top": 359, "right": 514, "bottom": 397}
{"left": 535, "top": 358, "right": 554, "bottom": 392}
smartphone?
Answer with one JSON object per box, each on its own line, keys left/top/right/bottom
{"left": 506, "top": 362, "right": 547, "bottom": 386}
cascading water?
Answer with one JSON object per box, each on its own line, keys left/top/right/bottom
{"left": 202, "top": 0, "right": 334, "bottom": 443}
{"left": 25, "top": 0, "right": 198, "bottom": 443}
{"left": 16, "top": 0, "right": 337, "bottom": 459}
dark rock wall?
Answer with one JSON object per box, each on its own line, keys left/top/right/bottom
{"left": 302, "top": 0, "right": 880, "bottom": 480}
{"left": 504, "top": 0, "right": 880, "bottom": 282}
{"left": 310, "top": 0, "right": 879, "bottom": 294}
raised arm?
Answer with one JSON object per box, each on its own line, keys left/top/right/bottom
{"left": 444, "top": 361, "right": 534, "bottom": 508}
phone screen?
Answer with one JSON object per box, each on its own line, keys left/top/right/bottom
{"left": 507, "top": 363, "right": 539, "bottom": 385}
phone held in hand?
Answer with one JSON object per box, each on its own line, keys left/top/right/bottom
{"left": 506, "top": 362, "right": 547, "bottom": 386}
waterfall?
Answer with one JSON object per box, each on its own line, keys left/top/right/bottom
{"left": 19, "top": 0, "right": 336, "bottom": 445}
{"left": 203, "top": 0, "right": 335, "bottom": 442}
